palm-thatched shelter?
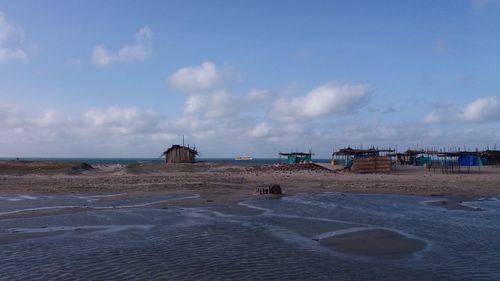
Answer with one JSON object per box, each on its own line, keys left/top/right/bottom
{"left": 163, "top": 145, "right": 198, "bottom": 164}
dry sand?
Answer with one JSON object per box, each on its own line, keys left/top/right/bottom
{"left": 0, "top": 161, "right": 499, "bottom": 216}
{"left": 1, "top": 161, "right": 499, "bottom": 195}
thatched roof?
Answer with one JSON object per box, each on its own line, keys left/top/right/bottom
{"left": 163, "top": 145, "right": 198, "bottom": 156}
{"left": 279, "top": 152, "right": 313, "bottom": 156}
{"left": 333, "top": 147, "right": 394, "bottom": 156}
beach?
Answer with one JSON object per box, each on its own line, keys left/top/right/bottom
{"left": 1, "top": 161, "right": 500, "bottom": 280}
{"left": 1, "top": 160, "right": 499, "bottom": 198}
{"left": 1, "top": 160, "right": 499, "bottom": 218}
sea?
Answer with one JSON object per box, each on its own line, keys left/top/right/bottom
{"left": 0, "top": 157, "right": 333, "bottom": 166}
{"left": 0, "top": 192, "right": 499, "bottom": 280}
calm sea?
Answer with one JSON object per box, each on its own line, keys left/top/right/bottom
{"left": 1, "top": 193, "right": 499, "bottom": 280}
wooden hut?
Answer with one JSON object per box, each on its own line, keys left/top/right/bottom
{"left": 333, "top": 147, "right": 393, "bottom": 173}
{"left": 163, "top": 145, "right": 198, "bottom": 164}
{"left": 395, "top": 150, "right": 426, "bottom": 165}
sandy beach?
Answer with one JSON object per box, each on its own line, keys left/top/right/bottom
{"left": 1, "top": 160, "right": 499, "bottom": 196}
{"left": 1, "top": 161, "right": 500, "bottom": 279}
{"left": 0, "top": 160, "right": 499, "bottom": 218}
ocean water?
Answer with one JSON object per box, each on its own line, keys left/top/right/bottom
{"left": 0, "top": 193, "right": 499, "bottom": 280}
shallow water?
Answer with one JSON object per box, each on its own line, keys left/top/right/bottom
{"left": 0, "top": 192, "right": 499, "bottom": 280}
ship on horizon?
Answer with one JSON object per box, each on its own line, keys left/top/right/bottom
{"left": 234, "top": 156, "right": 253, "bottom": 160}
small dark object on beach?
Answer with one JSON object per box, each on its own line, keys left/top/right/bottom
{"left": 269, "top": 184, "right": 282, "bottom": 195}
{"left": 79, "top": 162, "right": 94, "bottom": 170}
{"left": 70, "top": 162, "right": 95, "bottom": 174}
{"left": 206, "top": 199, "right": 214, "bottom": 202}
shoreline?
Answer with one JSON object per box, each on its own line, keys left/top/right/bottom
{"left": 1, "top": 161, "right": 499, "bottom": 219}
{"left": 1, "top": 161, "right": 499, "bottom": 201}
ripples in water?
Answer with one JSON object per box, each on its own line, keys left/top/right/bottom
{"left": 0, "top": 193, "right": 499, "bottom": 280}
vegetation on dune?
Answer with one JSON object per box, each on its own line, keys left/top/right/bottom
{"left": 126, "top": 162, "right": 224, "bottom": 174}
{"left": 0, "top": 161, "right": 95, "bottom": 175}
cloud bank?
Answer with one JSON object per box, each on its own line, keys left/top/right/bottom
{"left": 274, "top": 83, "right": 370, "bottom": 119}
{"left": 168, "top": 61, "right": 221, "bottom": 93}
{"left": 424, "top": 96, "right": 500, "bottom": 123}
{"left": 91, "top": 27, "right": 153, "bottom": 67}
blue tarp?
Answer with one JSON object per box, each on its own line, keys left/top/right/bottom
{"left": 458, "top": 155, "right": 482, "bottom": 166}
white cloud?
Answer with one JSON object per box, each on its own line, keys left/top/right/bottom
{"left": 461, "top": 96, "right": 500, "bottom": 122}
{"left": 168, "top": 61, "right": 220, "bottom": 93}
{"left": 2, "top": 99, "right": 500, "bottom": 158}
{"left": 424, "top": 96, "right": 500, "bottom": 124}
{"left": 206, "top": 91, "right": 232, "bottom": 117}
{"left": 31, "top": 111, "right": 60, "bottom": 127}
{"left": 184, "top": 95, "right": 205, "bottom": 114}
{"left": 423, "top": 104, "right": 458, "bottom": 124}
{"left": 83, "top": 106, "right": 160, "bottom": 134}
{"left": 168, "top": 62, "right": 238, "bottom": 129}
{"left": 148, "top": 133, "right": 177, "bottom": 142}
{"left": 0, "top": 47, "right": 28, "bottom": 62}
{"left": 274, "top": 83, "right": 370, "bottom": 119}
{"left": 248, "top": 122, "right": 270, "bottom": 138}
{"left": 0, "top": 11, "right": 28, "bottom": 63}
{"left": 182, "top": 91, "right": 234, "bottom": 118}
{"left": 91, "top": 27, "right": 153, "bottom": 67}
{"left": 0, "top": 102, "right": 182, "bottom": 157}
{"left": 246, "top": 88, "right": 271, "bottom": 101}
{"left": 0, "top": 12, "right": 24, "bottom": 45}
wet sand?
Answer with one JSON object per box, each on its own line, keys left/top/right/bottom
{"left": 428, "top": 197, "right": 484, "bottom": 211}
{"left": 319, "top": 228, "right": 427, "bottom": 258}
{"left": 1, "top": 161, "right": 498, "bottom": 269}
{"left": 0, "top": 230, "right": 69, "bottom": 245}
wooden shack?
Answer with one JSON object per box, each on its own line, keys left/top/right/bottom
{"left": 351, "top": 156, "right": 391, "bottom": 173}
{"left": 333, "top": 147, "right": 393, "bottom": 173}
{"left": 163, "top": 145, "right": 198, "bottom": 164}
{"left": 395, "top": 149, "right": 426, "bottom": 165}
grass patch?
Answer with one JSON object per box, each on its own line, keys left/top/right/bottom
{"left": 0, "top": 161, "right": 78, "bottom": 175}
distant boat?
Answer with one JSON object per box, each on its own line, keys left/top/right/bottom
{"left": 235, "top": 156, "right": 253, "bottom": 160}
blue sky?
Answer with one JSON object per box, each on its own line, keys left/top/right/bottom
{"left": 1, "top": 0, "right": 500, "bottom": 158}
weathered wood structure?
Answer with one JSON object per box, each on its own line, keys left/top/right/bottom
{"left": 333, "top": 147, "right": 394, "bottom": 173}
{"left": 395, "top": 150, "right": 426, "bottom": 165}
{"left": 163, "top": 145, "right": 198, "bottom": 164}
{"left": 351, "top": 156, "right": 391, "bottom": 173}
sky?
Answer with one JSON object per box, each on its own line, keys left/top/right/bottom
{"left": 0, "top": 0, "right": 500, "bottom": 158}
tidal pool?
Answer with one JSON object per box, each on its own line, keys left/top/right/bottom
{"left": 0, "top": 192, "right": 499, "bottom": 280}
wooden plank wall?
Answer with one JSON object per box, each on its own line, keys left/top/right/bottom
{"left": 352, "top": 156, "right": 391, "bottom": 173}
{"left": 166, "top": 147, "right": 195, "bottom": 163}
